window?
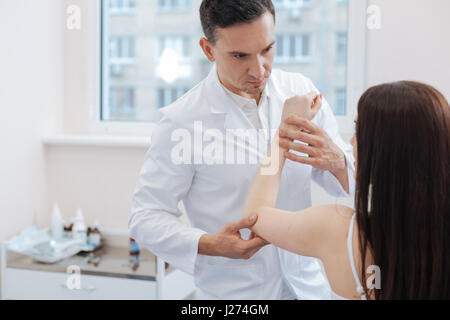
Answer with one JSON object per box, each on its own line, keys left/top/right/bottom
{"left": 274, "top": 0, "right": 313, "bottom": 9}
{"left": 158, "top": 0, "right": 191, "bottom": 12}
{"left": 334, "top": 88, "right": 347, "bottom": 116}
{"left": 109, "top": 36, "right": 135, "bottom": 61}
{"left": 100, "top": 0, "right": 354, "bottom": 123}
{"left": 157, "top": 35, "right": 190, "bottom": 59}
{"left": 275, "top": 34, "right": 311, "bottom": 62}
{"left": 158, "top": 88, "right": 189, "bottom": 109}
{"left": 107, "top": 87, "right": 136, "bottom": 120}
{"left": 336, "top": 32, "right": 347, "bottom": 63}
{"left": 109, "top": 0, "right": 136, "bottom": 14}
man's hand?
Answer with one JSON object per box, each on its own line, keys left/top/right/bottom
{"left": 198, "top": 215, "right": 269, "bottom": 260}
{"left": 279, "top": 115, "right": 349, "bottom": 193}
{"left": 281, "top": 92, "right": 322, "bottom": 121}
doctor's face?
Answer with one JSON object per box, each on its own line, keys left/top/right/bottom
{"left": 201, "top": 11, "right": 275, "bottom": 99}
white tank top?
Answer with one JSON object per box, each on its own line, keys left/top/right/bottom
{"left": 327, "top": 214, "right": 368, "bottom": 300}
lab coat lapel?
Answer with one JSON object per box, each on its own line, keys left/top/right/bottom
{"left": 204, "top": 64, "right": 253, "bottom": 131}
{"left": 267, "top": 75, "right": 284, "bottom": 140}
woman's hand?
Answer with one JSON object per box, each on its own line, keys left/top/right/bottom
{"left": 281, "top": 92, "right": 322, "bottom": 121}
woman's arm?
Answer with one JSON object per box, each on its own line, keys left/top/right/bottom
{"left": 242, "top": 129, "right": 287, "bottom": 218}
{"left": 242, "top": 93, "right": 352, "bottom": 259}
{"left": 243, "top": 92, "right": 322, "bottom": 218}
{"left": 248, "top": 205, "right": 352, "bottom": 258}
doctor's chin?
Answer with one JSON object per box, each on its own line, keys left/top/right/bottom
{"left": 2, "top": 0, "right": 450, "bottom": 307}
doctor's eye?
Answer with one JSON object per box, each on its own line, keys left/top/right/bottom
{"left": 233, "top": 54, "right": 248, "bottom": 60}
{"left": 264, "top": 46, "right": 274, "bottom": 53}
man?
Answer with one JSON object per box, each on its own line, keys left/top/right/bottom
{"left": 129, "top": 0, "right": 355, "bottom": 300}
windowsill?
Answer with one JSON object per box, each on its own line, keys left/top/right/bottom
{"left": 42, "top": 134, "right": 152, "bottom": 148}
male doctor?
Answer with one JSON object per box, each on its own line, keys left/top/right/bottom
{"left": 129, "top": 0, "right": 355, "bottom": 300}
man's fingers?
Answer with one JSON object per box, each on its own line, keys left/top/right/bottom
{"left": 280, "top": 139, "right": 318, "bottom": 157}
{"left": 232, "top": 215, "right": 258, "bottom": 231}
{"left": 285, "top": 152, "right": 320, "bottom": 167}
{"left": 311, "top": 94, "right": 323, "bottom": 114}
{"left": 284, "top": 114, "right": 321, "bottom": 134}
{"left": 244, "top": 236, "right": 270, "bottom": 251}
{"left": 305, "top": 92, "right": 320, "bottom": 104}
{"left": 279, "top": 126, "right": 323, "bottom": 147}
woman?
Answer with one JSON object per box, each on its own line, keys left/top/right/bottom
{"left": 243, "top": 81, "right": 450, "bottom": 299}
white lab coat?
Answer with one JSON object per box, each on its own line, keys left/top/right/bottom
{"left": 129, "top": 65, "right": 355, "bottom": 300}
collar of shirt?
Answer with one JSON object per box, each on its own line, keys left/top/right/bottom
{"left": 221, "top": 83, "right": 271, "bottom": 131}
{"left": 221, "top": 83, "right": 270, "bottom": 109}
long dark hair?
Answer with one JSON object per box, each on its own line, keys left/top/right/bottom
{"left": 355, "top": 81, "right": 450, "bottom": 299}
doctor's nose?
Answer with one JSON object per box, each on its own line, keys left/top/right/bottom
{"left": 248, "top": 56, "right": 266, "bottom": 80}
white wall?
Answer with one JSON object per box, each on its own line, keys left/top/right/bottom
{"left": 45, "top": 145, "right": 146, "bottom": 232}
{"left": 0, "top": 0, "right": 64, "bottom": 297}
{"left": 366, "top": 0, "right": 450, "bottom": 98}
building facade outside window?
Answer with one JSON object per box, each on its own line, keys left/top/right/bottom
{"left": 101, "top": 0, "right": 349, "bottom": 122}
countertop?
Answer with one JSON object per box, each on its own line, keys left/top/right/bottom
{"left": 6, "top": 244, "right": 172, "bottom": 281}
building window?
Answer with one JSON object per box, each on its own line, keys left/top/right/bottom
{"left": 157, "top": 0, "right": 191, "bottom": 12}
{"left": 336, "top": 32, "right": 347, "bottom": 63}
{"left": 109, "top": 36, "right": 135, "bottom": 60}
{"left": 334, "top": 88, "right": 346, "bottom": 116}
{"left": 157, "top": 35, "right": 190, "bottom": 59}
{"left": 275, "top": 34, "right": 311, "bottom": 62}
{"left": 274, "top": 0, "right": 313, "bottom": 9}
{"left": 109, "top": 0, "right": 136, "bottom": 14}
{"left": 157, "top": 88, "right": 189, "bottom": 109}
{"left": 109, "top": 87, "right": 135, "bottom": 115}
{"left": 101, "top": 0, "right": 350, "bottom": 122}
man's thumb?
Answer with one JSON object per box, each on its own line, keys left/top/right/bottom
{"left": 311, "top": 94, "right": 322, "bottom": 113}
{"left": 235, "top": 215, "right": 258, "bottom": 230}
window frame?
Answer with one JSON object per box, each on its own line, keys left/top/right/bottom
{"left": 85, "top": 0, "right": 367, "bottom": 136}
{"left": 92, "top": 0, "right": 156, "bottom": 135}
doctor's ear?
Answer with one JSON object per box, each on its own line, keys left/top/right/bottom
{"left": 199, "top": 38, "right": 215, "bottom": 62}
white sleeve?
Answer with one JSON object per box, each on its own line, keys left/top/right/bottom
{"left": 312, "top": 96, "right": 356, "bottom": 197}
{"left": 303, "top": 78, "right": 356, "bottom": 197}
{"left": 128, "top": 115, "right": 207, "bottom": 275}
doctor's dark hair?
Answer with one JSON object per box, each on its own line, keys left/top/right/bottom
{"left": 354, "top": 81, "right": 450, "bottom": 299}
{"left": 200, "top": 0, "right": 275, "bottom": 45}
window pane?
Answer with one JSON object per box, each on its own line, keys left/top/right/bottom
{"left": 302, "top": 35, "right": 310, "bottom": 57}
{"left": 334, "top": 88, "right": 347, "bottom": 116}
{"left": 101, "top": 0, "right": 349, "bottom": 122}
{"left": 273, "top": 0, "right": 349, "bottom": 116}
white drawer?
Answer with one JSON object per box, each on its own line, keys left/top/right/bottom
{"left": 3, "top": 268, "right": 157, "bottom": 300}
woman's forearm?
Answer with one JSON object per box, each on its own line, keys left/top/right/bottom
{"left": 243, "top": 130, "right": 288, "bottom": 218}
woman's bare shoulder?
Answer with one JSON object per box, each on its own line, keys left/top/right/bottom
{"left": 303, "top": 205, "right": 355, "bottom": 257}
{"left": 302, "top": 204, "right": 354, "bottom": 220}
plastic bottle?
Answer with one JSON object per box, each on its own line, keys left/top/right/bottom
{"left": 88, "top": 219, "right": 101, "bottom": 247}
{"left": 51, "top": 203, "right": 64, "bottom": 240}
{"left": 129, "top": 238, "right": 140, "bottom": 271}
{"left": 72, "top": 208, "right": 87, "bottom": 243}
{"left": 64, "top": 220, "right": 74, "bottom": 238}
